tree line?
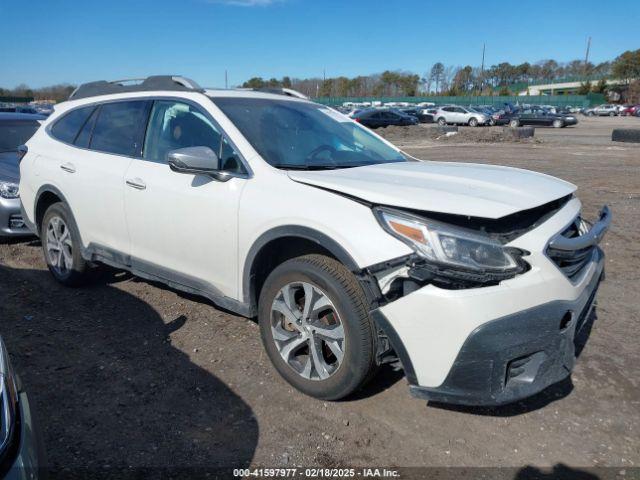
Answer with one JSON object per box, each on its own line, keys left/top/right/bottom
{"left": 242, "top": 49, "right": 640, "bottom": 98}
{"left": 0, "top": 84, "right": 75, "bottom": 102}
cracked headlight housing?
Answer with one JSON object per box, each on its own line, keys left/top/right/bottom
{"left": 374, "top": 207, "right": 522, "bottom": 273}
{"left": 0, "top": 337, "right": 18, "bottom": 459}
{"left": 0, "top": 181, "right": 19, "bottom": 199}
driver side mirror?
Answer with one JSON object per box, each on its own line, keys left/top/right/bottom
{"left": 167, "top": 146, "right": 231, "bottom": 182}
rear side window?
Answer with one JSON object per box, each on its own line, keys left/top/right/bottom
{"left": 74, "top": 107, "right": 99, "bottom": 148}
{"left": 90, "top": 101, "right": 150, "bottom": 156}
{"left": 51, "top": 106, "right": 95, "bottom": 144}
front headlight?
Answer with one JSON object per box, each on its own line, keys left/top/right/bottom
{"left": 0, "top": 337, "right": 18, "bottom": 457}
{"left": 374, "top": 207, "right": 520, "bottom": 272}
{"left": 0, "top": 181, "right": 19, "bottom": 199}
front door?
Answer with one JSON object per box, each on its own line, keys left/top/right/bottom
{"left": 123, "top": 99, "right": 248, "bottom": 299}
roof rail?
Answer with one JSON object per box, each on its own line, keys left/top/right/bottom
{"left": 69, "top": 75, "right": 204, "bottom": 100}
{"left": 236, "top": 87, "right": 309, "bottom": 100}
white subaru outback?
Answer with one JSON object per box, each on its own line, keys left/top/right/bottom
{"left": 18, "top": 76, "right": 610, "bottom": 405}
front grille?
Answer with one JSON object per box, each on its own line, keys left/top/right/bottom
{"left": 547, "top": 216, "right": 595, "bottom": 279}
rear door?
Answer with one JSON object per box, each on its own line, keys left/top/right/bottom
{"left": 46, "top": 101, "right": 150, "bottom": 253}
{"left": 441, "top": 106, "right": 455, "bottom": 123}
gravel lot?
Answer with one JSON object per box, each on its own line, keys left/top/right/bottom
{"left": 1, "top": 115, "right": 639, "bottom": 478}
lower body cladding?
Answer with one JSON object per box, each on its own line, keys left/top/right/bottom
{"left": 0, "top": 197, "right": 32, "bottom": 238}
{"left": 373, "top": 249, "right": 604, "bottom": 406}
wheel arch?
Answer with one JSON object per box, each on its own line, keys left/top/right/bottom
{"left": 242, "top": 226, "right": 360, "bottom": 315}
{"left": 34, "top": 185, "right": 82, "bottom": 245}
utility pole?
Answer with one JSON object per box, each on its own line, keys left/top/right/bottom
{"left": 479, "top": 42, "right": 486, "bottom": 96}
{"left": 225, "top": 70, "right": 228, "bottom": 89}
{"left": 584, "top": 37, "right": 591, "bottom": 77}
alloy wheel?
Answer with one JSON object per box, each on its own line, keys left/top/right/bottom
{"left": 46, "top": 216, "right": 73, "bottom": 276}
{"left": 270, "top": 282, "right": 345, "bottom": 381}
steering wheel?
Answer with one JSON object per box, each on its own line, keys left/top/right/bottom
{"left": 306, "top": 144, "right": 337, "bottom": 164}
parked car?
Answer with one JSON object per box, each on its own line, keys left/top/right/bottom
{"left": 434, "top": 106, "right": 490, "bottom": 127}
{"left": 0, "top": 335, "right": 44, "bottom": 479}
{"left": 353, "top": 108, "right": 418, "bottom": 128}
{"left": 504, "top": 108, "right": 578, "bottom": 128}
{"left": 585, "top": 104, "right": 619, "bottom": 116}
{"left": 19, "top": 75, "right": 610, "bottom": 405}
{"left": 0, "top": 106, "right": 39, "bottom": 115}
{"left": 420, "top": 107, "right": 439, "bottom": 123}
{"left": 399, "top": 107, "right": 432, "bottom": 123}
{"left": 468, "top": 106, "right": 497, "bottom": 125}
{"left": 620, "top": 104, "right": 640, "bottom": 116}
{"left": 0, "top": 113, "right": 45, "bottom": 238}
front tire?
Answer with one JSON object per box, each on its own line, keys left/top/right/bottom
{"left": 509, "top": 119, "right": 520, "bottom": 128}
{"left": 41, "top": 202, "right": 90, "bottom": 286}
{"left": 258, "top": 254, "right": 378, "bottom": 400}
{"left": 552, "top": 119, "right": 564, "bottom": 128}
{"left": 468, "top": 117, "right": 479, "bottom": 127}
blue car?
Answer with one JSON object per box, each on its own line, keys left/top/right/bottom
{"left": 0, "top": 336, "right": 45, "bottom": 479}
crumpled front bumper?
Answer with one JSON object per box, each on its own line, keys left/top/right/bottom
{"left": 408, "top": 253, "right": 603, "bottom": 406}
{"left": 371, "top": 198, "right": 609, "bottom": 406}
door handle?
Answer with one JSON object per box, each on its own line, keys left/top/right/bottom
{"left": 60, "top": 162, "right": 76, "bottom": 173}
{"left": 126, "top": 178, "right": 146, "bottom": 190}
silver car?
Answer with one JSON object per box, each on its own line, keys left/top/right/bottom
{"left": 435, "top": 105, "right": 489, "bottom": 127}
{"left": 0, "top": 113, "right": 45, "bottom": 239}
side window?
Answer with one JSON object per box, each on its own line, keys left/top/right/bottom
{"left": 90, "top": 101, "right": 150, "bottom": 156}
{"left": 143, "top": 100, "right": 222, "bottom": 165}
{"left": 51, "top": 106, "right": 95, "bottom": 144}
{"left": 443, "top": 107, "right": 454, "bottom": 112}
{"left": 74, "top": 107, "right": 99, "bottom": 148}
{"left": 220, "top": 137, "right": 244, "bottom": 173}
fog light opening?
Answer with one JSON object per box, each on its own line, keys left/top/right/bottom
{"left": 559, "top": 311, "right": 573, "bottom": 331}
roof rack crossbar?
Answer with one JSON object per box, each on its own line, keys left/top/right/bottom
{"left": 68, "top": 75, "right": 204, "bottom": 100}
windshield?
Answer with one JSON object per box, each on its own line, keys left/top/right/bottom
{"left": 0, "top": 121, "right": 40, "bottom": 152}
{"left": 211, "top": 97, "right": 407, "bottom": 170}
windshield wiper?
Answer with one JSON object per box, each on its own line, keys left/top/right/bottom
{"left": 272, "top": 163, "right": 373, "bottom": 171}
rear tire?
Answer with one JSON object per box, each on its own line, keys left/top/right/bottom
{"left": 609, "top": 111, "right": 615, "bottom": 117}
{"left": 437, "top": 117, "right": 447, "bottom": 126}
{"left": 509, "top": 119, "right": 520, "bottom": 128}
{"left": 258, "top": 254, "right": 378, "bottom": 400}
{"left": 41, "top": 202, "right": 90, "bottom": 287}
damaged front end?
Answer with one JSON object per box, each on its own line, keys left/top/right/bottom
{"left": 357, "top": 195, "right": 573, "bottom": 367}
{"left": 362, "top": 194, "right": 572, "bottom": 303}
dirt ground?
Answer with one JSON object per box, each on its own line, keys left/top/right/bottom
{"left": 1, "top": 115, "right": 639, "bottom": 478}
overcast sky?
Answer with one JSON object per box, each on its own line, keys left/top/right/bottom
{"left": 2, "top": 0, "right": 639, "bottom": 88}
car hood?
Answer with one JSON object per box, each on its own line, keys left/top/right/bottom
{"left": 287, "top": 161, "right": 576, "bottom": 219}
{"left": 0, "top": 152, "right": 19, "bottom": 182}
